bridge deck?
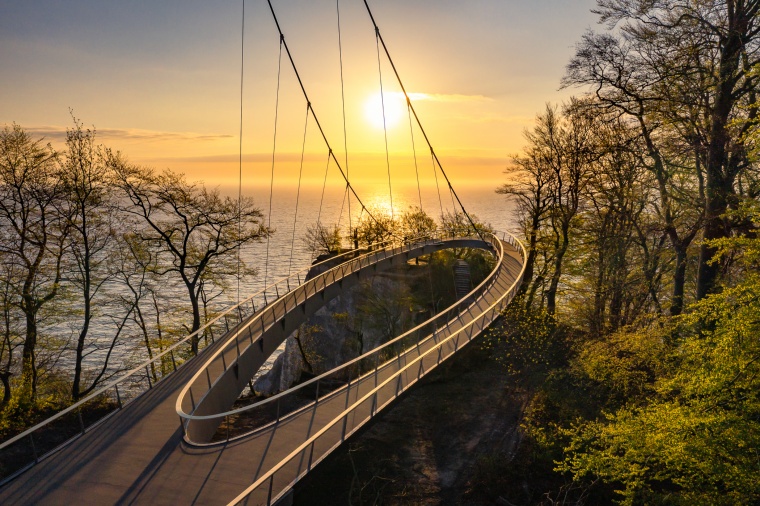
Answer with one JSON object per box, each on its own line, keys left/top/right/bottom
{"left": 0, "top": 240, "right": 522, "bottom": 506}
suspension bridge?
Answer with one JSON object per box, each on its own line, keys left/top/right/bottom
{"left": 0, "top": 1, "right": 525, "bottom": 505}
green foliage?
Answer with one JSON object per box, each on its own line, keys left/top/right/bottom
{"left": 303, "top": 222, "right": 342, "bottom": 256}
{"left": 439, "top": 210, "right": 493, "bottom": 238}
{"left": 354, "top": 207, "right": 395, "bottom": 248}
{"left": 399, "top": 206, "right": 437, "bottom": 242}
{"left": 0, "top": 371, "right": 69, "bottom": 438}
{"left": 574, "top": 325, "right": 669, "bottom": 406}
{"left": 357, "top": 280, "right": 414, "bottom": 343}
{"left": 484, "top": 299, "right": 562, "bottom": 385}
{"left": 557, "top": 230, "right": 760, "bottom": 504}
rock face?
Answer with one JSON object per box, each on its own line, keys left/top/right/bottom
{"left": 253, "top": 272, "right": 415, "bottom": 397}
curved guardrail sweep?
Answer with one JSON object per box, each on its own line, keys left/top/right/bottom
{"left": 0, "top": 233, "right": 431, "bottom": 484}
{"left": 175, "top": 233, "right": 492, "bottom": 443}
{"left": 0, "top": 231, "right": 524, "bottom": 506}
{"left": 176, "top": 232, "right": 506, "bottom": 445}
{"left": 226, "top": 230, "right": 526, "bottom": 505}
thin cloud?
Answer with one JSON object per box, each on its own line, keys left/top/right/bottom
{"left": 404, "top": 92, "right": 494, "bottom": 103}
{"left": 12, "top": 124, "right": 232, "bottom": 144}
{"left": 459, "top": 114, "right": 535, "bottom": 124}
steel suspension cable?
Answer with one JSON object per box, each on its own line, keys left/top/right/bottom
{"left": 407, "top": 99, "right": 423, "bottom": 210}
{"left": 375, "top": 27, "right": 394, "bottom": 221}
{"left": 316, "top": 151, "right": 331, "bottom": 230}
{"left": 431, "top": 150, "right": 444, "bottom": 219}
{"left": 265, "top": 0, "right": 392, "bottom": 238}
{"left": 264, "top": 36, "right": 284, "bottom": 292}
{"left": 337, "top": 184, "right": 349, "bottom": 234}
{"left": 237, "top": 0, "right": 245, "bottom": 305}
{"left": 336, "top": 0, "right": 352, "bottom": 243}
{"left": 288, "top": 103, "right": 310, "bottom": 277}
{"left": 361, "top": 0, "right": 485, "bottom": 242}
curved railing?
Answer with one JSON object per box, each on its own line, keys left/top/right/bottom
{"left": 174, "top": 231, "right": 492, "bottom": 443}
{"left": 226, "top": 230, "right": 526, "bottom": 505}
{"left": 0, "top": 233, "right": 438, "bottom": 483}
{"left": 176, "top": 232, "right": 505, "bottom": 445}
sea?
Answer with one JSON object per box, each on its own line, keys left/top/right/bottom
{"left": 73, "top": 182, "right": 515, "bottom": 385}
{"left": 233, "top": 182, "right": 516, "bottom": 299}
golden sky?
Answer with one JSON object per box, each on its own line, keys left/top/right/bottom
{"left": 1, "top": 0, "right": 598, "bottom": 188}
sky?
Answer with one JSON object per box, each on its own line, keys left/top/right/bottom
{"left": 0, "top": 0, "right": 600, "bottom": 190}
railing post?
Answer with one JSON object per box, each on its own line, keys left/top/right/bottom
{"left": 307, "top": 441, "right": 315, "bottom": 472}
{"left": 145, "top": 366, "right": 153, "bottom": 389}
{"left": 115, "top": 384, "right": 123, "bottom": 409}
{"left": 170, "top": 350, "right": 177, "bottom": 371}
{"left": 267, "top": 474, "right": 275, "bottom": 506}
{"left": 29, "top": 433, "right": 38, "bottom": 463}
{"left": 78, "top": 410, "right": 86, "bottom": 435}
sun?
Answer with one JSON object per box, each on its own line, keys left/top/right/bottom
{"left": 364, "top": 92, "right": 405, "bottom": 130}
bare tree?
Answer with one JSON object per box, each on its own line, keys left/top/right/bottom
{"left": 113, "top": 162, "right": 270, "bottom": 354}
{"left": 0, "top": 259, "right": 22, "bottom": 409}
{"left": 61, "top": 118, "right": 128, "bottom": 400}
{"left": 303, "top": 223, "right": 342, "bottom": 257}
{"left": 498, "top": 116, "right": 558, "bottom": 307}
{"left": 537, "top": 103, "right": 596, "bottom": 314}
{"left": 354, "top": 208, "right": 396, "bottom": 249}
{"left": 564, "top": 0, "right": 760, "bottom": 301}
{"left": 399, "top": 206, "right": 437, "bottom": 243}
{"left": 0, "top": 125, "right": 68, "bottom": 400}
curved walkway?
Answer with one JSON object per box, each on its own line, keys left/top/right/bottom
{"left": 0, "top": 233, "right": 524, "bottom": 505}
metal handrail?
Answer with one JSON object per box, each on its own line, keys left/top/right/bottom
{"left": 175, "top": 233, "right": 502, "bottom": 435}
{"left": 0, "top": 233, "right": 424, "bottom": 464}
{"left": 174, "top": 230, "right": 483, "bottom": 433}
{"left": 226, "top": 230, "right": 527, "bottom": 505}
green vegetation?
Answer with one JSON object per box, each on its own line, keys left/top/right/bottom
{"left": 0, "top": 119, "right": 270, "bottom": 440}
{"left": 485, "top": 1, "right": 760, "bottom": 503}
{"left": 0, "top": 114, "right": 495, "bottom": 448}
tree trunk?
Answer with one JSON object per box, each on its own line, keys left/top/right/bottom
{"left": 72, "top": 266, "right": 91, "bottom": 400}
{"left": 188, "top": 282, "right": 201, "bottom": 355}
{"left": 696, "top": 8, "right": 745, "bottom": 299}
{"left": 546, "top": 226, "right": 569, "bottom": 315}
{"left": 0, "top": 372, "right": 10, "bottom": 410}
{"left": 670, "top": 246, "right": 687, "bottom": 316}
{"left": 21, "top": 304, "right": 38, "bottom": 400}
